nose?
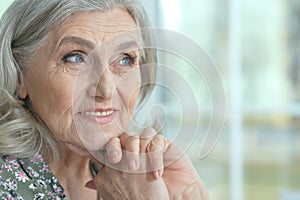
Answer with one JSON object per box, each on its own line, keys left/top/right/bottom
{"left": 88, "top": 69, "right": 115, "bottom": 100}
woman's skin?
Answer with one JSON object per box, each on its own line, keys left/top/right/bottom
{"left": 17, "top": 8, "right": 167, "bottom": 199}
{"left": 17, "top": 8, "right": 209, "bottom": 199}
{"left": 93, "top": 132, "right": 209, "bottom": 200}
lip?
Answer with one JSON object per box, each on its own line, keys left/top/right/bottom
{"left": 77, "top": 107, "right": 117, "bottom": 124}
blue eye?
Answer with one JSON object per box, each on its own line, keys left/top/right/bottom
{"left": 110, "top": 53, "right": 139, "bottom": 75}
{"left": 119, "top": 57, "right": 133, "bottom": 66}
{"left": 62, "top": 52, "right": 84, "bottom": 63}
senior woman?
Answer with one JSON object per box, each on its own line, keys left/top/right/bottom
{"left": 0, "top": 0, "right": 209, "bottom": 199}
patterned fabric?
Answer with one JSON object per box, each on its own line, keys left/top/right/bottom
{"left": 0, "top": 155, "right": 66, "bottom": 200}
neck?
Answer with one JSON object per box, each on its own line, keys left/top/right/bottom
{"left": 46, "top": 148, "right": 98, "bottom": 199}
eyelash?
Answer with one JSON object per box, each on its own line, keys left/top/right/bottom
{"left": 110, "top": 54, "right": 138, "bottom": 75}
{"left": 117, "top": 54, "right": 137, "bottom": 67}
{"left": 60, "top": 51, "right": 138, "bottom": 74}
{"left": 61, "top": 51, "right": 85, "bottom": 64}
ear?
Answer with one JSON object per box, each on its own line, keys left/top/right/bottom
{"left": 17, "top": 72, "right": 28, "bottom": 99}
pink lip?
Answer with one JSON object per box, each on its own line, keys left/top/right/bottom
{"left": 77, "top": 107, "right": 117, "bottom": 124}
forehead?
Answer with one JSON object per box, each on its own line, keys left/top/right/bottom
{"left": 51, "top": 8, "right": 138, "bottom": 47}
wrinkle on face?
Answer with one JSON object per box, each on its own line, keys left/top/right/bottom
{"left": 23, "top": 8, "right": 142, "bottom": 153}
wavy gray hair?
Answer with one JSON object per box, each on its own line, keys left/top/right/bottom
{"left": 0, "top": 0, "right": 156, "bottom": 161}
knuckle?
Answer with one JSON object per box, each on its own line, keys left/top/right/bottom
{"left": 146, "top": 135, "right": 168, "bottom": 153}
{"left": 140, "top": 127, "right": 156, "bottom": 139}
{"left": 125, "top": 136, "right": 139, "bottom": 152}
{"left": 109, "top": 137, "right": 120, "bottom": 147}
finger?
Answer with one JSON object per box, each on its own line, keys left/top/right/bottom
{"left": 106, "top": 137, "right": 122, "bottom": 164}
{"left": 139, "top": 127, "right": 157, "bottom": 153}
{"left": 140, "top": 127, "right": 157, "bottom": 139}
{"left": 146, "top": 134, "right": 167, "bottom": 179}
{"left": 120, "top": 134, "right": 140, "bottom": 172}
{"left": 138, "top": 128, "right": 157, "bottom": 173}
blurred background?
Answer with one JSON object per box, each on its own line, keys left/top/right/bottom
{"left": 1, "top": 0, "right": 300, "bottom": 199}
{"left": 141, "top": 1, "right": 300, "bottom": 200}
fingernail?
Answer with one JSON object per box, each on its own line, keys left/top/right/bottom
{"left": 158, "top": 168, "right": 164, "bottom": 177}
{"left": 111, "top": 150, "right": 119, "bottom": 157}
{"left": 110, "top": 151, "right": 120, "bottom": 163}
{"left": 154, "top": 171, "right": 160, "bottom": 179}
{"left": 128, "top": 159, "right": 137, "bottom": 171}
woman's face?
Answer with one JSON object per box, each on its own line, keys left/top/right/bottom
{"left": 19, "top": 9, "right": 142, "bottom": 155}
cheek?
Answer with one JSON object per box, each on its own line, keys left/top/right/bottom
{"left": 116, "top": 69, "right": 141, "bottom": 112}
{"left": 26, "top": 69, "right": 75, "bottom": 135}
{"left": 128, "top": 88, "right": 140, "bottom": 114}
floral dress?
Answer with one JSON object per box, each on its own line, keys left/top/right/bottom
{"left": 0, "top": 155, "right": 66, "bottom": 200}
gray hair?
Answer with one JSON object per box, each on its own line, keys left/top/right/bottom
{"left": 0, "top": 0, "right": 156, "bottom": 161}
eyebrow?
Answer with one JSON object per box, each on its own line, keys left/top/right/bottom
{"left": 58, "top": 36, "right": 141, "bottom": 53}
{"left": 58, "top": 36, "right": 96, "bottom": 50}
{"left": 115, "top": 41, "right": 140, "bottom": 51}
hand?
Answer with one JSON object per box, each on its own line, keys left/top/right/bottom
{"left": 128, "top": 129, "right": 209, "bottom": 199}
{"left": 89, "top": 128, "right": 209, "bottom": 200}
{"left": 88, "top": 128, "right": 170, "bottom": 200}
{"left": 158, "top": 138, "right": 210, "bottom": 200}
{"left": 94, "top": 166, "right": 169, "bottom": 200}
{"left": 89, "top": 128, "right": 167, "bottom": 179}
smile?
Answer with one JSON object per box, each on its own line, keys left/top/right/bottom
{"left": 78, "top": 109, "right": 116, "bottom": 124}
{"left": 80, "top": 110, "right": 114, "bottom": 117}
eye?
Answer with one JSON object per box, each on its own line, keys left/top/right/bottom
{"left": 119, "top": 56, "right": 134, "bottom": 66}
{"left": 117, "top": 54, "right": 138, "bottom": 67}
{"left": 62, "top": 52, "right": 85, "bottom": 63}
{"left": 110, "top": 54, "right": 138, "bottom": 75}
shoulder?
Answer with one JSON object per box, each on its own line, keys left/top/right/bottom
{"left": 0, "top": 155, "right": 28, "bottom": 199}
{"left": 0, "top": 155, "right": 66, "bottom": 199}
{"left": 0, "top": 155, "right": 23, "bottom": 178}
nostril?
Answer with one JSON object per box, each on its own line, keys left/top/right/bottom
{"left": 92, "top": 72, "right": 115, "bottom": 100}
